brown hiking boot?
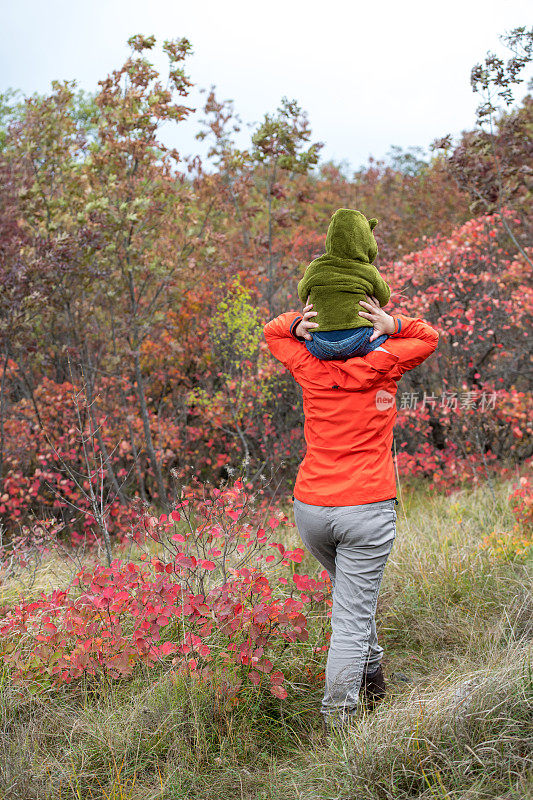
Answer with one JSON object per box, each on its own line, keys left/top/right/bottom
{"left": 360, "top": 664, "right": 386, "bottom": 710}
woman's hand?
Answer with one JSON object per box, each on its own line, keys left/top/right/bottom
{"left": 359, "top": 295, "right": 396, "bottom": 342}
{"left": 294, "top": 297, "right": 319, "bottom": 341}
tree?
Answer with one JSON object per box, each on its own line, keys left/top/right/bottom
{"left": 433, "top": 26, "right": 533, "bottom": 266}
{"left": 251, "top": 98, "right": 323, "bottom": 316}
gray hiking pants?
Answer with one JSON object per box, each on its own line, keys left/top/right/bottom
{"left": 293, "top": 496, "right": 397, "bottom": 725}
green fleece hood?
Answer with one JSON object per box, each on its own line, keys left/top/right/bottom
{"left": 325, "top": 208, "right": 379, "bottom": 263}
{"left": 297, "top": 208, "right": 390, "bottom": 332}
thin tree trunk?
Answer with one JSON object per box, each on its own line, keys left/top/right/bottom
{"left": 16, "top": 363, "right": 45, "bottom": 430}
{"left": 109, "top": 313, "right": 148, "bottom": 503}
{"left": 89, "top": 394, "right": 128, "bottom": 506}
{"left": 0, "top": 346, "right": 9, "bottom": 494}
{"left": 126, "top": 269, "right": 169, "bottom": 510}
{"left": 266, "top": 166, "right": 278, "bottom": 317}
{"left": 120, "top": 381, "right": 148, "bottom": 504}
{"left": 487, "top": 114, "right": 533, "bottom": 269}
{"left": 133, "top": 349, "right": 169, "bottom": 510}
{"left": 80, "top": 360, "right": 128, "bottom": 507}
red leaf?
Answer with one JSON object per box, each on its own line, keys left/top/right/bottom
{"left": 159, "top": 641, "right": 177, "bottom": 656}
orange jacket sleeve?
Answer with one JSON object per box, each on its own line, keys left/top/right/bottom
{"left": 262, "top": 311, "right": 307, "bottom": 371}
{"left": 385, "top": 314, "right": 440, "bottom": 380}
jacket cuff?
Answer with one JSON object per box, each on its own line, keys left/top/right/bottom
{"left": 289, "top": 315, "right": 305, "bottom": 341}
{"left": 390, "top": 316, "right": 402, "bottom": 337}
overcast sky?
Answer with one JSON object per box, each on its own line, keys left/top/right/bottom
{"left": 2, "top": 0, "right": 531, "bottom": 171}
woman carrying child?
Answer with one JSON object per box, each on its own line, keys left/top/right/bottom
{"left": 263, "top": 209, "right": 439, "bottom": 730}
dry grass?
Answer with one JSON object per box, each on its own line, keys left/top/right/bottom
{"left": 0, "top": 475, "right": 531, "bottom": 799}
{"left": 270, "top": 643, "right": 533, "bottom": 799}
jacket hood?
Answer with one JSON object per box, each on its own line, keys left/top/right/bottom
{"left": 310, "top": 346, "right": 400, "bottom": 392}
{"left": 325, "top": 208, "right": 379, "bottom": 263}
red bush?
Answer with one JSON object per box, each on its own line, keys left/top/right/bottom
{"left": 0, "top": 478, "right": 332, "bottom": 699}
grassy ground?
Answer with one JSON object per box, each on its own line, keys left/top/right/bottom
{"left": 0, "top": 476, "right": 531, "bottom": 799}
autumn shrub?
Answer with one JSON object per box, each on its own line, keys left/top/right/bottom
{"left": 386, "top": 209, "right": 532, "bottom": 491}
{"left": 0, "top": 516, "right": 64, "bottom": 587}
{"left": 0, "top": 372, "right": 166, "bottom": 544}
{"left": 186, "top": 277, "right": 280, "bottom": 478}
{"left": 390, "top": 210, "right": 531, "bottom": 397}
{"left": 481, "top": 475, "right": 533, "bottom": 560}
{"left": 393, "top": 384, "right": 532, "bottom": 493}
{"left": 0, "top": 477, "right": 331, "bottom": 700}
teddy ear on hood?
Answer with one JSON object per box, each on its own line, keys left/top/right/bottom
{"left": 368, "top": 218, "right": 378, "bottom": 230}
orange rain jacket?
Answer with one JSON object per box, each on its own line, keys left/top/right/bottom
{"left": 263, "top": 312, "right": 439, "bottom": 506}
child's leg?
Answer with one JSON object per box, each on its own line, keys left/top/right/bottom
{"left": 364, "top": 331, "right": 390, "bottom": 353}
{"left": 342, "top": 327, "right": 390, "bottom": 357}
{"left": 306, "top": 328, "right": 372, "bottom": 360}
{"left": 305, "top": 336, "right": 338, "bottom": 360}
